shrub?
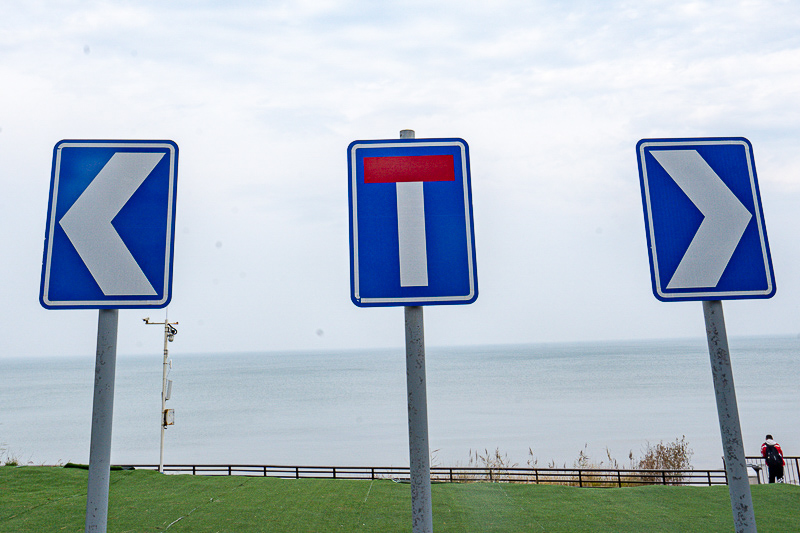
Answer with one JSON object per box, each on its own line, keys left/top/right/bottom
{"left": 637, "top": 435, "right": 693, "bottom": 471}
{"left": 2, "top": 450, "right": 20, "bottom": 467}
{"left": 450, "top": 448, "right": 519, "bottom": 482}
{"left": 458, "top": 437, "right": 695, "bottom": 486}
{"left": 632, "top": 435, "right": 693, "bottom": 485}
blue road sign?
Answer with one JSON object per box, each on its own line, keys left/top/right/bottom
{"left": 348, "top": 138, "right": 478, "bottom": 306}
{"left": 40, "top": 140, "right": 179, "bottom": 309}
{"left": 637, "top": 137, "right": 775, "bottom": 302}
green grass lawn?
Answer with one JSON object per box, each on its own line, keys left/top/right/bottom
{"left": 1, "top": 466, "right": 798, "bottom": 532}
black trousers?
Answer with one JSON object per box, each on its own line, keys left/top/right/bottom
{"left": 767, "top": 464, "right": 784, "bottom": 483}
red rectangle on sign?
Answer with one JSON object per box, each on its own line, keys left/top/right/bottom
{"left": 364, "top": 155, "right": 455, "bottom": 183}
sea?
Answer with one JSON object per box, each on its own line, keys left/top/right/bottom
{"left": 1, "top": 336, "right": 797, "bottom": 470}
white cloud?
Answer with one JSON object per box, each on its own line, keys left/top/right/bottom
{"left": 1, "top": 0, "right": 800, "bottom": 357}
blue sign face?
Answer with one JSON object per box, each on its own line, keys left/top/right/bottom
{"left": 348, "top": 138, "right": 478, "bottom": 306}
{"left": 637, "top": 137, "right": 775, "bottom": 301}
{"left": 40, "top": 140, "right": 179, "bottom": 309}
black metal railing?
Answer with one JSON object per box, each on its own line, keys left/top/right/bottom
{"left": 745, "top": 455, "right": 800, "bottom": 485}
{"left": 117, "top": 463, "right": 734, "bottom": 487}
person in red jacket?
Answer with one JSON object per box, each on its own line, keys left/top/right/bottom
{"left": 761, "top": 434, "right": 785, "bottom": 483}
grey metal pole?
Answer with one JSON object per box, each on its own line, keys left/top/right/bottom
{"left": 702, "top": 300, "right": 757, "bottom": 533}
{"left": 85, "top": 309, "right": 119, "bottom": 533}
{"left": 400, "top": 127, "right": 433, "bottom": 533}
{"left": 405, "top": 305, "right": 433, "bottom": 533}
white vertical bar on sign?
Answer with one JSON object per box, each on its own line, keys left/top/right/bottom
{"left": 396, "top": 181, "right": 429, "bottom": 287}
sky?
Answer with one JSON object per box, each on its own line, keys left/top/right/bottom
{"left": 2, "top": 0, "right": 800, "bottom": 359}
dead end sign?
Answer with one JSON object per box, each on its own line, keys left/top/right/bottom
{"left": 348, "top": 138, "right": 478, "bottom": 307}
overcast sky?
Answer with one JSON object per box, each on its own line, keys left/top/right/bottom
{"left": 2, "top": 0, "right": 800, "bottom": 358}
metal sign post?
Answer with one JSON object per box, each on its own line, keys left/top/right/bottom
{"left": 405, "top": 305, "right": 433, "bottom": 533}
{"left": 400, "top": 125, "right": 433, "bottom": 533}
{"left": 637, "top": 137, "right": 773, "bottom": 533}
{"left": 40, "top": 140, "right": 179, "bottom": 533}
{"left": 85, "top": 309, "right": 118, "bottom": 533}
{"left": 703, "top": 301, "right": 755, "bottom": 532}
{"left": 348, "top": 129, "right": 477, "bottom": 533}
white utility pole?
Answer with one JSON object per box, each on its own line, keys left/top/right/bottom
{"left": 143, "top": 315, "right": 178, "bottom": 473}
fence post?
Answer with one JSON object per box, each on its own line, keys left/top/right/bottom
{"left": 295, "top": 467, "right": 299, "bottom": 479}
{"left": 617, "top": 471, "right": 622, "bottom": 488}
{"left": 578, "top": 470, "right": 583, "bottom": 488}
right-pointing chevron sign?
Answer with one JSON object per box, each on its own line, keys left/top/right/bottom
{"left": 637, "top": 137, "right": 775, "bottom": 301}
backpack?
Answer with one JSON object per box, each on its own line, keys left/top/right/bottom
{"left": 765, "top": 444, "right": 782, "bottom": 468}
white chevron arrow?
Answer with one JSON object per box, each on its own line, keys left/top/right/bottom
{"left": 59, "top": 152, "right": 165, "bottom": 296}
{"left": 651, "top": 149, "right": 752, "bottom": 289}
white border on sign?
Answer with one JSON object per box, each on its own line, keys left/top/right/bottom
{"left": 42, "top": 141, "right": 177, "bottom": 308}
{"left": 350, "top": 140, "right": 476, "bottom": 305}
{"left": 639, "top": 139, "right": 773, "bottom": 300}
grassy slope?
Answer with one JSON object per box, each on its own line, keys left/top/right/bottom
{"left": 1, "top": 467, "right": 798, "bottom": 532}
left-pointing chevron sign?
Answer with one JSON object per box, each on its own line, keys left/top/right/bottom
{"left": 637, "top": 137, "right": 775, "bottom": 302}
{"left": 40, "top": 140, "right": 179, "bottom": 309}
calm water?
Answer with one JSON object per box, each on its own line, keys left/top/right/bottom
{"left": 1, "top": 336, "right": 797, "bottom": 469}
